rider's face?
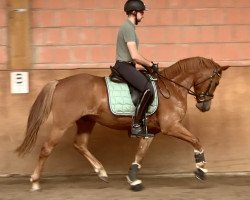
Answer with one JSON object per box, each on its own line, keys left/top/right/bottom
{"left": 137, "top": 11, "right": 144, "bottom": 22}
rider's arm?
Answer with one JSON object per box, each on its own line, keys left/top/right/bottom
{"left": 127, "top": 41, "right": 153, "bottom": 67}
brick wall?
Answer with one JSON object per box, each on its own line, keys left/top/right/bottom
{"left": 31, "top": 0, "right": 124, "bottom": 69}
{"left": 0, "top": 0, "right": 7, "bottom": 69}
{"left": 1, "top": 0, "right": 250, "bottom": 69}
{"left": 31, "top": 0, "right": 250, "bottom": 69}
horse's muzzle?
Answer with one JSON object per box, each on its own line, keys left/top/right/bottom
{"left": 196, "top": 101, "right": 211, "bottom": 112}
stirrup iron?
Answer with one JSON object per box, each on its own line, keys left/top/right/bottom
{"left": 130, "top": 116, "right": 154, "bottom": 138}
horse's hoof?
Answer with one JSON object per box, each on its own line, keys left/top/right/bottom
{"left": 130, "top": 183, "right": 144, "bottom": 191}
{"left": 194, "top": 168, "right": 207, "bottom": 181}
{"left": 30, "top": 182, "right": 41, "bottom": 192}
{"left": 129, "top": 179, "right": 144, "bottom": 191}
{"left": 99, "top": 176, "right": 109, "bottom": 183}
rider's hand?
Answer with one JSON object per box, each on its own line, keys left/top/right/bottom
{"left": 151, "top": 62, "right": 159, "bottom": 74}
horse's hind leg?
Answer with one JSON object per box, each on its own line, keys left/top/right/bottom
{"left": 74, "top": 118, "right": 108, "bottom": 182}
{"left": 30, "top": 126, "right": 66, "bottom": 191}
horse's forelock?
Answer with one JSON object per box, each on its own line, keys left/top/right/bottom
{"left": 200, "top": 57, "right": 221, "bottom": 69}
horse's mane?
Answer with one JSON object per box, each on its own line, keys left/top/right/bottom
{"left": 163, "top": 57, "right": 220, "bottom": 78}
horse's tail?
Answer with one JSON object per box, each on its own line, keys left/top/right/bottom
{"left": 16, "top": 80, "right": 59, "bottom": 157}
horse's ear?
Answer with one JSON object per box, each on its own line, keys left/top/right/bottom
{"left": 221, "top": 66, "right": 230, "bottom": 71}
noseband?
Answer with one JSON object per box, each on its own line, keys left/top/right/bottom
{"left": 156, "top": 68, "right": 221, "bottom": 102}
{"left": 192, "top": 68, "right": 221, "bottom": 103}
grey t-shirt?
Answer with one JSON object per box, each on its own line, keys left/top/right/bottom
{"left": 116, "top": 19, "right": 139, "bottom": 62}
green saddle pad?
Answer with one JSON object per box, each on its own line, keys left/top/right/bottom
{"left": 105, "top": 77, "right": 158, "bottom": 116}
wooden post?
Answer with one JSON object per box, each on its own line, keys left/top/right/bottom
{"left": 7, "top": 0, "right": 31, "bottom": 69}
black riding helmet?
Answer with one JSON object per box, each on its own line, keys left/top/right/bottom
{"left": 124, "top": 0, "right": 146, "bottom": 14}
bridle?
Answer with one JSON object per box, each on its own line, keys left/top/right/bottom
{"left": 156, "top": 68, "right": 221, "bottom": 103}
{"left": 192, "top": 68, "right": 221, "bottom": 103}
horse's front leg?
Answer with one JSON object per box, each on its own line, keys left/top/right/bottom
{"left": 165, "top": 123, "right": 207, "bottom": 180}
{"left": 127, "top": 137, "right": 154, "bottom": 191}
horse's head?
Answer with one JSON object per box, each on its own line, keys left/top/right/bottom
{"left": 193, "top": 66, "right": 229, "bottom": 112}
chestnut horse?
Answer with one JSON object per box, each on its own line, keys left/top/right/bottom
{"left": 16, "top": 57, "right": 228, "bottom": 191}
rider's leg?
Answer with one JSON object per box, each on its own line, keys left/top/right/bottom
{"left": 131, "top": 88, "right": 153, "bottom": 137}
{"left": 114, "top": 62, "right": 154, "bottom": 137}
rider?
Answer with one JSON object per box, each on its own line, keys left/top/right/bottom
{"left": 114, "top": 0, "right": 159, "bottom": 138}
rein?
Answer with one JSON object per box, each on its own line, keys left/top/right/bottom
{"left": 155, "top": 68, "right": 221, "bottom": 102}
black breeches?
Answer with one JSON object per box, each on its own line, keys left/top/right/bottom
{"left": 114, "top": 61, "right": 154, "bottom": 96}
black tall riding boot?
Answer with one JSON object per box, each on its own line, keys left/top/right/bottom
{"left": 130, "top": 89, "right": 154, "bottom": 138}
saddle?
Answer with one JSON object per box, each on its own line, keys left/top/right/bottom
{"left": 109, "top": 66, "right": 154, "bottom": 106}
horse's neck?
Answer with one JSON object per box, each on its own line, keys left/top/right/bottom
{"left": 173, "top": 72, "right": 194, "bottom": 90}
{"left": 160, "top": 70, "right": 194, "bottom": 92}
